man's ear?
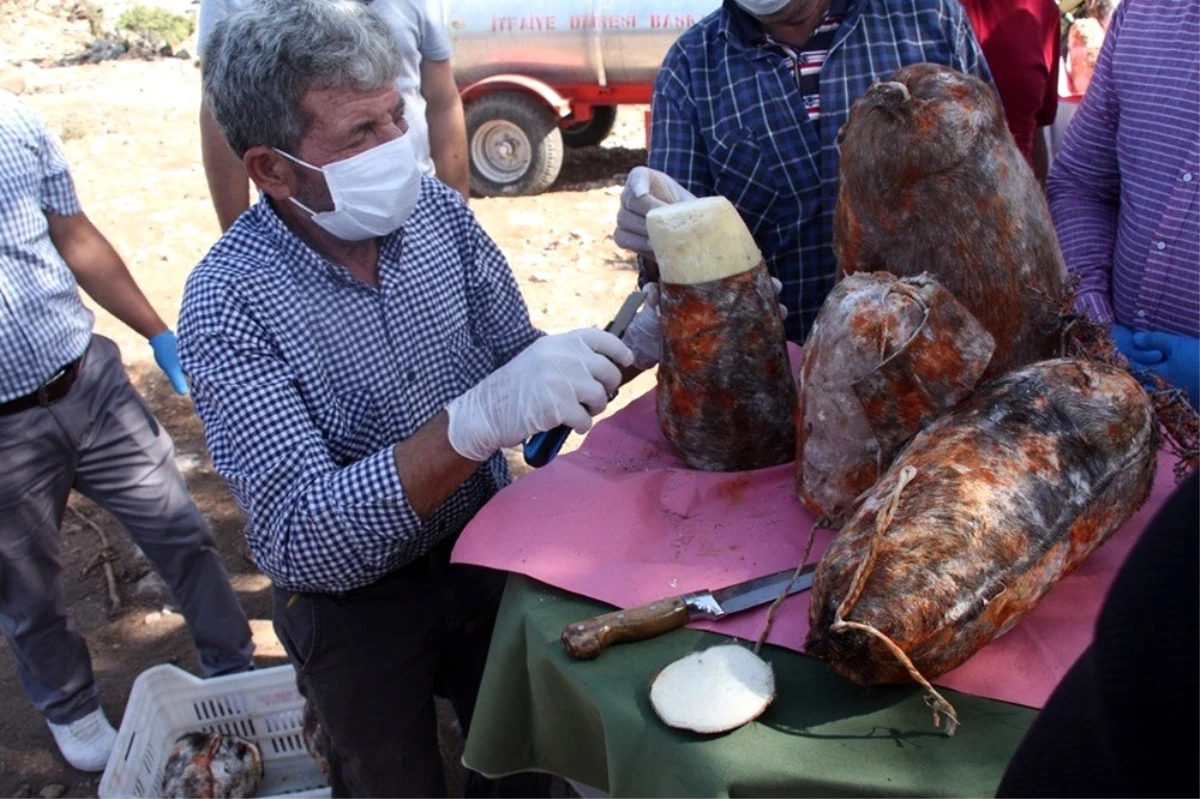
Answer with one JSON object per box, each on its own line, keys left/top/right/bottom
{"left": 244, "top": 146, "right": 296, "bottom": 202}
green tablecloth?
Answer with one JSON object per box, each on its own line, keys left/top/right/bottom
{"left": 463, "top": 575, "right": 1038, "bottom": 798}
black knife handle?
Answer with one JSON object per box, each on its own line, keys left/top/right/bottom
{"left": 523, "top": 425, "right": 572, "bottom": 468}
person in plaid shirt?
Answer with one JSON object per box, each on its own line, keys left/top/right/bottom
{"left": 0, "top": 89, "right": 253, "bottom": 774}
{"left": 181, "top": 0, "right": 661, "bottom": 794}
{"left": 615, "top": 0, "right": 992, "bottom": 342}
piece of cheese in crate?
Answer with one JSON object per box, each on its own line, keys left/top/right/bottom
{"left": 99, "top": 664, "right": 329, "bottom": 799}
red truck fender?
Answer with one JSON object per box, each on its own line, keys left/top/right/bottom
{"left": 458, "top": 74, "right": 572, "bottom": 118}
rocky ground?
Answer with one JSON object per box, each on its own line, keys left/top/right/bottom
{"left": 0, "top": 1, "right": 654, "bottom": 794}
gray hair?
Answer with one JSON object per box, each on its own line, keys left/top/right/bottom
{"left": 202, "top": 0, "right": 401, "bottom": 157}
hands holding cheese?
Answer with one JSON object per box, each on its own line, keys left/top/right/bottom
{"left": 615, "top": 166, "right": 790, "bottom": 337}
{"left": 615, "top": 166, "right": 697, "bottom": 255}
{"left": 446, "top": 329, "right": 634, "bottom": 461}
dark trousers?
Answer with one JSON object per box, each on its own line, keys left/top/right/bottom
{"left": 273, "top": 541, "right": 546, "bottom": 798}
{"left": 0, "top": 336, "right": 253, "bottom": 723}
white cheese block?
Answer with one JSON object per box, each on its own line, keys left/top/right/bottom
{"left": 649, "top": 644, "right": 776, "bottom": 734}
{"left": 646, "top": 196, "right": 763, "bottom": 285}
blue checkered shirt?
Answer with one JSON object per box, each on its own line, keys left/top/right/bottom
{"left": 0, "top": 91, "right": 92, "bottom": 402}
{"left": 178, "top": 179, "right": 540, "bottom": 593}
{"left": 648, "top": 0, "right": 991, "bottom": 342}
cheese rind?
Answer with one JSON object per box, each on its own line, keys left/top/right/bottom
{"left": 647, "top": 196, "right": 763, "bottom": 285}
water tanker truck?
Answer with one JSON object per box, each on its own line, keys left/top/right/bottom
{"left": 442, "top": 0, "right": 715, "bottom": 196}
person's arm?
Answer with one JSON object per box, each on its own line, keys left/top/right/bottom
{"left": 421, "top": 58, "right": 469, "bottom": 201}
{"left": 46, "top": 211, "right": 168, "bottom": 340}
{"left": 1046, "top": 2, "right": 1126, "bottom": 323}
{"left": 1033, "top": 0, "right": 1062, "bottom": 185}
{"left": 646, "top": 54, "right": 713, "bottom": 201}
{"left": 181, "top": 262, "right": 630, "bottom": 591}
{"left": 200, "top": 102, "right": 251, "bottom": 231}
{"left": 1032, "top": 128, "right": 1050, "bottom": 184}
{"left": 640, "top": 50, "right": 712, "bottom": 284}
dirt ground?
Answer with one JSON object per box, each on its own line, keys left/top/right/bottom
{"left": 0, "top": 4, "right": 654, "bottom": 794}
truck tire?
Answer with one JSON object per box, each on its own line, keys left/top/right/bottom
{"left": 466, "top": 92, "right": 564, "bottom": 197}
{"left": 562, "top": 105, "right": 618, "bottom": 148}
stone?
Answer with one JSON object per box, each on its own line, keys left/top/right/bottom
{"left": 39, "top": 785, "right": 67, "bottom": 799}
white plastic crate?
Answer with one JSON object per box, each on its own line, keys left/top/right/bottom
{"left": 99, "top": 663, "right": 330, "bottom": 798}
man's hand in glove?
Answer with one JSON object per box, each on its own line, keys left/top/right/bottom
{"left": 1111, "top": 323, "right": 1163, "bottom": 367}
{"left": 622, "top": 279, "right": 788, "bottom": 372}
{"left": 149, "top": 330, "right": 189, "bottom": 395}
{"left": 445, "top": 329, "right": 634, "bottom": 461}
{"left": 623, "top": 283, "right": 663, "bottom": 371}
{"left": 613, "top": 166, "right": 696, "bottom": 255}
{"left": 1132, "top": 329, "right": 1200, "bottom": 409}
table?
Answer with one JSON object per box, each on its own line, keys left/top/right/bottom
{"left": 462, "top": 574, "right": 1038, "bottom": 798}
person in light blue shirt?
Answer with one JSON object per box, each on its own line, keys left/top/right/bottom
{"left": 0, "top": 89, "right": 253, "bottom": 774}
{"left": 180, "top": 0, "right": 660, "bottom": 793}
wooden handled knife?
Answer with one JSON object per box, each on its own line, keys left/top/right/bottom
{"left": 561, "top": 564, "right": 817, "bottom": 660}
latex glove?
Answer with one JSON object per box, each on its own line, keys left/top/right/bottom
{"left": 149, "top": 330, "right": 189, "bottom": 395}
{"left": 623, "top": 278, "right": 788, "bottom": 371}
{"left": 1110, "top": 323, "right": 1163, "bottom": 366}
{"left": 623, "top": 282, "right": 663, "bottom": 370}
{"left": 613, "top": 166, "right": 696, "bottom": 255}
{"left": 446, "top": 328, "right": 634, "bottom": 461}
{"left": 1132, "top": 330, "right": 1200, "bottom": 408}
{"left": 770, "top": 276, "right": 788, "bottom": 321}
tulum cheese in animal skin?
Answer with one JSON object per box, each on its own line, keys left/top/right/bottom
{"left": 647, "top": 196, "right": 797, "bottom": 471}
{"left": 834, "top": 63, "right": 1066, "bottom": 379}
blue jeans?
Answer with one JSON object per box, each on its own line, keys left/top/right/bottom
{"left": 0, "top": 336, "right": 253, "bottom": 723}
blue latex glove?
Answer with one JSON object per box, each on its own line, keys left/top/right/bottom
{"left": 149, "top": 330, "right": 190, "bottom": 395}
{"left": 1104, "top": 321, "right": 1142, "bottom": 362}
{"left": 1132, "top": 330, "right": 1200, "bottom": 409}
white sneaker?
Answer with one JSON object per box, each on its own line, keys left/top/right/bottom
{"left": 47, "top": 708, "right": 118, "bottom": 772}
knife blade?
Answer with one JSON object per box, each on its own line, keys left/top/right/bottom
{"left": 523, "top": 290, "right": 647, "bottom": 468}
{"left": 561, "top": 564, "right": 817, "bottom": 660}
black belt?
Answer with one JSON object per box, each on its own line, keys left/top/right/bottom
{"left": 0, "top": 357, "right": 83, "bottom": 416}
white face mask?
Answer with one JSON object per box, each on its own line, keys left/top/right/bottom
{"left": 734, "top": 0, "right": 791, "bottom": 16}
{"left": 276, "top": 135, "right": 422, "bottom": 241}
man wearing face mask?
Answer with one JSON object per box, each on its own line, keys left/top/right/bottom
{"left": 614, "top": 0, "right": 991, "bottom": 342}
{"left": 178, "top": 0, "right": 659, "bottom": 795}
{"left": 196, "top": 0, "right": 468, "bottom": 232}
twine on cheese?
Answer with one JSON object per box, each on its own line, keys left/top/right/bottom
{"left": 753, "top": 516, "right": 828, "bottom": 655}
{"left": 829, "top": 466, "right": 961, "bottom": 736}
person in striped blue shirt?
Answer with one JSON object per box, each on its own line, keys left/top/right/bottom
{"left": 615, "top": 0, "right": 992, "bottom": 342}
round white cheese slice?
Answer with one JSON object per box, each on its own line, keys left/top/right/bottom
{"left": 649, "top": 644, "right": 776, "bottom": 734}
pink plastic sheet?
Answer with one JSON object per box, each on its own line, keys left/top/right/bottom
{"left": 452, "top": 347, "right": 1181, "bottom": 709}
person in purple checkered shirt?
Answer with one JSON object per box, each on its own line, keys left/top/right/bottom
{"left": 1047, "top": 0, "right": 1200, "bottom": 409}
{"left": 613, "top": 0, "right": 992, "bottom": 343}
